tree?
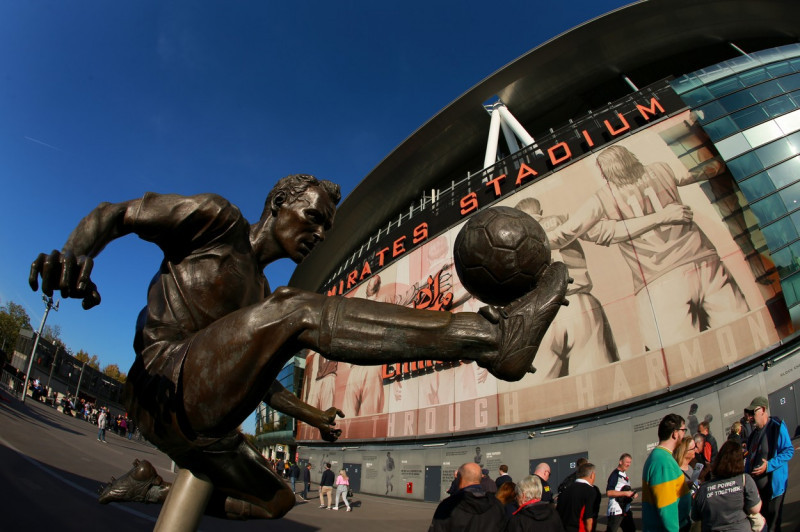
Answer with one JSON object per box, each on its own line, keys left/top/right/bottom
{"left": 102, "top": 363, "right": 127, "bottom": 383}
{"left": 75, "top": 349, "right": 100, "bottom": 371}
{"left": 42, "top": 324, "right": 62, "bottom": 342}
{"left": 0, "top": 301, "right": 32, "bottom": 362}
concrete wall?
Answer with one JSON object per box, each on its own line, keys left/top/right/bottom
{"left": 299, "top": 348, "right": 800, "bottom": 501}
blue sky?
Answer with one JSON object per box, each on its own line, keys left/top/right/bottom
{"left": 0, "top": 0, "right": 631, "bottom": 432}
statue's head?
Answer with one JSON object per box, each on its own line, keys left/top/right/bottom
{"left": 264, "top": 174, "right": 341, "bottom": 263}
{"left": 265, "top": 174, "right": 341, "bottom": 215}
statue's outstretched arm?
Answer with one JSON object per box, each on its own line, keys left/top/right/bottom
{"left": 29, "top": 199, "right": 140, "bottom": 309}
{"left": 264, "top": 380, "right": 344, "bottom": 442}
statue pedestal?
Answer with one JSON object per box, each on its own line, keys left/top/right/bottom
{"left": 154, "top": 468, "right": 213, "bottom": 532}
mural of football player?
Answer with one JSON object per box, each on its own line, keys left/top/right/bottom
{"left": 547, "top": 144, "right": 749, "bottom": 349}
{"left": 515, "top": 197, "right": 619, "bottom": 379}
{"left": 305, "top": 352, "right": 338, "bottom": 412}
{"left": 341, "top": 276, "right": 387, "bottom": 417}
{"left": 383, "top": 451, "right": 395, "bottom": 495}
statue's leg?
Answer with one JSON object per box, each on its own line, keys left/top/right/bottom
{"left": 98, "top": 442, "right": 295, "bottom": 521}
{"left": 186, "top": 433, "right": 296, "bottom": 520}
{"left": 180, "top": 262, "right": 568, "bottom": 432}
{"left": 98, "top": 459, "right": 170, "bottom": 504}
{"left": 313, "top": 262, "right": 570, "bottom": 382}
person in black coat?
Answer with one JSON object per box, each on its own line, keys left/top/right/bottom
{"left": 301, "top": 463, "right": 312, "bottom": 500}
{"left": 505, "top": 475, "right": 564, "bottom": 532}
{"left": 429, "top": 463, "right": 505, "bottom": 532}
{"left": 557, "top": 463, "right": 599, "bottom": 532}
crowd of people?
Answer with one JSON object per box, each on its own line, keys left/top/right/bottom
{"left": 428, "top": 395, "right": 793, "bottom": 531}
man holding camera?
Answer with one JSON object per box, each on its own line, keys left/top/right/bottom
{"left": 606, "top": 453, "right": 637, "bottom": 532}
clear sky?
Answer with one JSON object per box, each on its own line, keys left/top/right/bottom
{"left": 0, "top": 0, "right": 632, "bottom": 433}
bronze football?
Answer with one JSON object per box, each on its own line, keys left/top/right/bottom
{"left": 453, "top": 206, "right": 551, "bottom": 306}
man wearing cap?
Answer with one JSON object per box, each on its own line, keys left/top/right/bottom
{"left": 480, "top": 468, "right": 498, "bottom": 494}
{"left": 745, "top": 396, "right": 794, "bottom": 531}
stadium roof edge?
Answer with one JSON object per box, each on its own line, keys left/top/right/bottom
{"left": 292, "top": 0, "right": 800, "bottom": 290}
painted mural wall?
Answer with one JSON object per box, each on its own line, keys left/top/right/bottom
{"left": 297, "top": 111, "right": 794, "bottom": 443}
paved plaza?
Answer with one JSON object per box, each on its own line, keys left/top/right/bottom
{"left": 2, "top": 390, "right": 798, "bottom": 531}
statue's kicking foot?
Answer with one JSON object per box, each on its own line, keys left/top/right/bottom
{"left": 98, "top": 459, "right": 170, "bottom": 504}
{"left": 479, "top": 262, "right": 570, "bottom": 381}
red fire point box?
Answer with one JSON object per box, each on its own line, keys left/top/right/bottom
{"left": 406, "top": 482, "right": 413, "bottom": 494}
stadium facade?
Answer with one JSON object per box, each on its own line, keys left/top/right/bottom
{"left": 273, "top": 0, "right": 800, "bottom": 500}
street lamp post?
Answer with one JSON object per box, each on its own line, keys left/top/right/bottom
{"left": 45, "top": 345, "right": 59, "bottom": 401}
{"left": 21, "top": 295, "right": 59, "bottom": 404}
{"left": 74, "top": 360, "right": 87, "bottom": 404}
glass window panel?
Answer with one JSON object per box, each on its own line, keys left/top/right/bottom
{"left": 680, "top": 86, "right": 713, "bottom": 106}
{"left": 787, "top": 131, "right": 800, "bottom": 154}
{"left": 789, "top": 302, "right": 800, "bottom": 324}
{"left": 727, "top": 152, "right": 763, "bottom": 180}
{"left": 790, "top": 58, "right": 800, "bottom": 72}
{"left": 720, "top": 90, "right": 758, "bottom": 113}
{"left": 739, "top": 172, "right": 776, "bottom": 200}
{"left": 765, "top": 94, "right": 797, "bottom": 117}
{"left": 757, "top": 139, "right": 793, "bottom": 167}
{"left": 767, "top": 62, "right": 794, "bottom": 77}
{"left": 767, "top": 157, "right": 800, "bottom": 188}
{"left": 708, "top": 77, "right": 744, "bottom": 97}
{"left": 780, "top": 181, "right": 800, "bottom": 211}
{"left": 743, "top": 120, "right": 783, "bottom": 148}
{"left": 703, "top": 116, "right": 739, "bottom": 141}
{"left": 750, "top": 194, "right": 788, "bottom": 222}
{"left": 761, "top": 217, "right": 798, "bottom": 249}
{"left": 771, "top": 245, "right": 800, "bottom": 278}
{"left": 696, "top": 101, "right": 726, "bottom": 124}
{"left": 776, "top": 108, "right": 800, "bottom": 135}
{"left": 732, "top": 106, "right": 769, "bottom": 129}
{"left": 781, "top": 272, "right": 800, "bottom": 307}
{"left": 739, "top": 68, "right": 770, "bottom": 87}
{"left": 749, "top": 80, "right": 783, "bottom": 101}
{"left": 779, "top": 73, "right": 800, "bottom": 92}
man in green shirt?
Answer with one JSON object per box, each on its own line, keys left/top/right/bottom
{"left": 642, "top": 414, "right": 691, "bottom": 531}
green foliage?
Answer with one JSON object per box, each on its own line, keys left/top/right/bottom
{"left": 102, "top": 363, "right": 127, "bottom": 383}
{"left": 0, "top": 300, "right": 32, "bottom": 362}
{"left": 75, "top": 349, "right": 100, "bottom": 370}
{"left": 42, "top": 324, "right": 62, "bottom": 342}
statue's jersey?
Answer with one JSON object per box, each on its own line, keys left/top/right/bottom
{"left": 549, "top": 162, "right": 718, "bottom": 294}
{"left": 125, "top": 192, "right": 267, "bottom": 449}
{"left": 131, "top": 192, "right": 268, "bottom": 353}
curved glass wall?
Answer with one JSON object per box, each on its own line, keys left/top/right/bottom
{"left": 672, "top": 44, "right": 800, "bottom": 324}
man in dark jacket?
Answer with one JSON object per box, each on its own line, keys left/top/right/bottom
{"left": 289, "top": 462, "right": 301, "bottom": 494}
{"left": 496, "top": 464, "right": 512, "bottom": 490}
{"left": 301, "top": 463, "right": 312, "bottom": 500}
{"left": 319, "top": 463, "right": 335, "bottom": 509}
{"left": 480, "top": 468, "right": 498, "bottom": 494}
{"left": 506, "top": 475, "right": 564, "bottom": 532}
{"left": 429, "top": 462, "right": 505, "bottom": 531}
{"left": 557, "top": 463, "right": 598, "bottom": 532}
{"left": 745, "top": 396, "right": 794, "bottom": 531}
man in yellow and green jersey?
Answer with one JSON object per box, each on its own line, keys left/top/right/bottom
{"left": 642, "top": 414, "right": 691, "bottom": 531}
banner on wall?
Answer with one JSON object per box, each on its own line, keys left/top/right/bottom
{"left": 297, "top": 111, "right": 793, "bottom": 442}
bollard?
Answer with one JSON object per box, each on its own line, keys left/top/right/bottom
{"left": 154, "top": 468, "right": 214, "bottom": 532}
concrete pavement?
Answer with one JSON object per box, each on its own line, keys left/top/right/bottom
{"left": 0, "top": 392, "right": 434, "bottom": 531}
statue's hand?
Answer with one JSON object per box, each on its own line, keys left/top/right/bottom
{"left": 316, "top": 406, "right": 345, "bottom": 442}
{"left": 29, "top": 250, "right": 101, "bottom": 309}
